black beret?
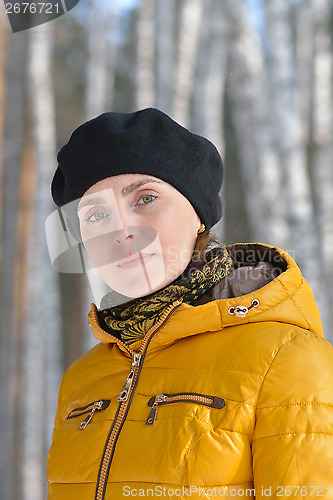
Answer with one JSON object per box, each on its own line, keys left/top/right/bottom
{"left": 51, "top": 108, "right": 223, "bottom": 230}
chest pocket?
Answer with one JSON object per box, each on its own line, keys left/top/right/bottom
{"left": 67, "top": 399, "right": 111, "bottom": 429}
{"left": 116, "top": 390, "right": 231, "bottom": 486}
{"left": 145, "top": 392, "right": 225, "bottom": 425}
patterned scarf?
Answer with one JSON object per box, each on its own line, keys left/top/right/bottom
{"left": 97, "top": 246, "right": 233, "bottom": 346}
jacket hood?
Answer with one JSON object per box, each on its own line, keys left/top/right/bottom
{"left": 88, "top": 243, "right": 324, "bottom": 350}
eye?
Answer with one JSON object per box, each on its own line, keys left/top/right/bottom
{"left": 135, "top": 194, "right": 157, "bottom": 206}
{"left": 85, "top": 212, "right": 109, "bottom": 224}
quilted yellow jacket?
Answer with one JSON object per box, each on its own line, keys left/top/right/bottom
{"left": 47, "top": 243, "right": 333, "bottom": 499}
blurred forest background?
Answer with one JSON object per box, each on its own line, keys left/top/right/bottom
{"left": 0, "top": 0, "right": 333, "bottom": 498}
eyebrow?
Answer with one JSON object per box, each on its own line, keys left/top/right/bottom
{"left": 77, "top": 196, "right": 108, "bottom": 212}
{"left": 77, "top": 178, "right": 162, "bottom": 212}
{"left": 121, "top": 178, "right": 162, "bottom": 195}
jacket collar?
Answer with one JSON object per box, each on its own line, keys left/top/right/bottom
{"left": 88, "top": 243, "right": 324, "bottom": 351}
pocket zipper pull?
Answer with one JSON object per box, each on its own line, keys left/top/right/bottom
{"left": 77, "top": 401, "right": 103, "bottom": 430}
{"left": 117, "top": 352, "right": 142, "bottom": 402}
{"left": 145, "top": 394, "right": 168, "bottom": 426}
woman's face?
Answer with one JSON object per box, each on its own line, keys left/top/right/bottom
{"left": 77, "top": 174, "right": 201, "bottom": 298}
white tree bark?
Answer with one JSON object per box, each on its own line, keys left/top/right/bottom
{"left": 225, "top": 0, "right": 287, "bottom": 245}
{"left": 191, "top": 0, "right": 229, "bottom": 241}
{"left": 295, "top": 1, "right": 313, "bottom": 143}
{"left": 171, "top": 0, "right": 204, "bottom": 127}
{"left": 0, "top": 23, "right": 25, "bottom": 500}
{"left": 265, "top": 0, "right": 313, "bottom": 248}
{"left": 22, "top": 25, "right": 62, "bottom": 500}
{"left": 85, "top": 0, "right": 117, "bottom": 119}
{"left": 264, "top": 0, "right": 331, "bottom": 336}
{"left": 156, "top": 0, "right": 176, "bottom": 111}
{"left": 135, "top": 0, "right": 156, "bottom": 109}
{"left": 310, "top": 0, "right": 333, "bottom": 339}
{"left": 0, "top": 6, "right": 7, "bottom": 222}
{"left": 199, "top": 0, "right": 227, "bottom": 155}
{"left": 191, "top": 0, "right": 213, "bottom": 136}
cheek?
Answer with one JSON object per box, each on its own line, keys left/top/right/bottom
{"left": 80, "top": 225, "right": 101, "bottom": 254}
{"left": 81, "top": 234, "right": 111, "bottom": 269}
{"left": 156, "top": 208, "right": 198, "bottom": 267}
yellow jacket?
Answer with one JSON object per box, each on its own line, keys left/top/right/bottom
{"left": 47, "top": 243, "right": 333, "bottom": 499}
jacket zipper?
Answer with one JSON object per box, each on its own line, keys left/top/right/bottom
{"left": 95, "top": 300, "right": 182, "bottom": 500}
{"left": 117, "top": 352, "right": 141, "bottom": 402}
{"left": 145, "top": 393, "right": 225, "bottom": 426}
{"left": 67, "top": 400, "right": 111, "bottom": 430}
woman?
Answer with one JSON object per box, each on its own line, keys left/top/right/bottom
{"left": 47, "top": 108, "right": 333, "bottom": 499}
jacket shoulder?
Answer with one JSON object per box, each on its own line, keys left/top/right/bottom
{"left": 257, "top": 328, "right": 333, "bottom": 407}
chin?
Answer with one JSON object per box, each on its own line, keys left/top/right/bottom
{"left": 101, "top": 262, "right": 166, "bottom": 299}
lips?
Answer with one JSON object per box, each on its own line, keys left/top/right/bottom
{"left": 117, "top": 252, "right": 154, "bottom": 269}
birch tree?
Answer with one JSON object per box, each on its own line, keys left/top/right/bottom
{"left": 224, "top": 0, "right": 287, "bottom": 245}
{"left": 0, "top": 27, "right": 26, "bottom": 500}
{"left": 264, "top": 0, "right": 331, "bottom": 336}
{"left": 171, "top": 0, "right": 204, "bottom": 127}
{"left": 85, "top": 0, "right": 118, "bottom": 119}
{"left": 197, "top": 0, "right": 228, "bottom": 155}
{"left": 0, "top": 0, "right": 8, "bottom": 322}
{"left": 191, "top": 0, "right": 216, "bottom": 137}
{"left": 191, "top": 0, "right": 229, "bottom": 241}
{"left": 0, "top": 9, "right": 8, "bottom": 245}
{"left": 295, "top": 1, "right": 314, "bottom": 143}
{"left": 21, "top": 25, "right": 61, "bottom": 500}
{"left": 135, "top": 0, "right": 156, "bottom": 109}
{"left": 156, "top": 0, "right": 176, "bottom": 111}
{"left": 310, "top": 0, "right": 333, "bottom": 337}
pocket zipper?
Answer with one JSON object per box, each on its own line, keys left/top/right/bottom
{"left": 145, "top": 393, "right": 225, "bottom": 426}
{"left": 67, "top": 399, "right": 111, "bottom": 430}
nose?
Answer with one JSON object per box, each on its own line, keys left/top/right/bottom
{"left": 113, "top": 228, "right": 134, "bottom": 245}
{"left": 111, "top": 225, "right": 158, "bottom": 261}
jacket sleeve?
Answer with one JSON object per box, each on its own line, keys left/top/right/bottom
{"left": 252, "top": 330, "right": 333, "bottom": 499}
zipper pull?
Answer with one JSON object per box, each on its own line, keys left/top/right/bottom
{"left": 145, "top": 394, "right": 168, "bottom": 426}
{"left": 77, "top": 400, "right": 103, "bottom": 430}
{"left": 117, "top": 352, "right": 142, "bottom": 402}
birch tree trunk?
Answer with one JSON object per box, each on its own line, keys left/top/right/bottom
{"left": 198, "top": 0, "right": 227, "bottom": 155}
{"left": 264, "top": 0, "right": 331, "bottom": 336}
{"left": 191, "top": 0, "right": 215, "bottom": 137}
{"left": 0, "top": 10, "right": 8, "bottom": 247}
{"left": 85, "top": 0, "right": 118, "bottom": 119}
{"left": 0, "top": 0, "right": 8, "bottom": 322}
{"left": 191, "top": 0, "right": 229, "bottom": 241}
{"left": 310, "top": 0, "right": 333, "bottom": 340}
{"left": 0, "top": 27, "right": 25, "bottom": 500}
{"left": 135, "top": 0, "right": 156, "bottom": 109}
{"left": 156, "top": 0, "right": 176, "bottom": 112}
{"left": 225, "top": 0, "right": 286, "bottom": 245}
{"left": 22, "top": 25, "right": 62, "bottom": 500}
{"left": 295, "top": 1, "right": 313, "bottom": 144}
{"left": 171, "top": 0, "right": 204, "bottom": 127}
